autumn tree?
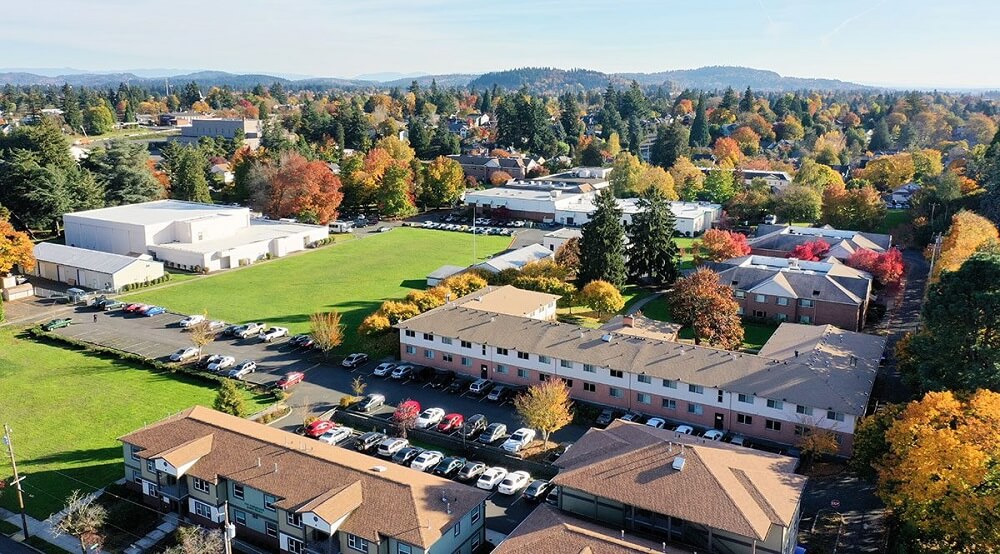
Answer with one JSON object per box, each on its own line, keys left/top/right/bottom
{"left": 404, "top": 289, "right": 445, "bottom": 312}
{"left": 712, "top": 137, "right": 742, "bottom": 167}
{"left": 392, "top": 398, "right": 420, "bottom": 439}
{"left": 668, "top": 268, "right": 744, "bottom": 349}
{"left": 358, "top": 312, "right": 391, "bottom": 336}
{"left": 84, "top": 104, "right": 116, "bottom": 135}
{"left": 725, "top": 188, "right": 772, "bottom": 225}
{"left": 513, "top": 380, "right": 574, "bottom": 449}
{"left": 579, "top": 280, "right": 625, "bottom": 318}
{"left": 609, "top": 152, "right": 644, "bottom": 197}
{"left": 853, "top": 153, "right": 916, "bottom": 190}
{"left": 378, "top": 162, "right": 417, "bottom": 217}
{"left": 554, "top": 237, "right": 581, "bottom": 277}
{"left": 774, "top": 185, "right": 822, "bottom": 223}
{"left": 877, "top": 390, "right": 1000, "bottom": 550}
{"left": 849, "top": 404, "right": 903, "bottom": 481}
{"left": 163, "top": 526, "right": 224, "bottom": 554}
{"left": 52, "top": 490, "right": 108, "bottom": 554}
{"left": 421, "top": 156, "right": 464, "bottom": 208}
{"left": 0, "top": 213, "right": 35, "bottom": 275}
{"left": 846, "top": 248, "right": 905, "bottom": 287}
{"left": 702, "top": 169, "right": 737, "bottom": 203}
{"left": 692, "top": 229, "right": 751, "bottom": 265}
{"left": 255, "top": 152, "right": 344, "bottom": 224}
{"left": 376, "top": 301, "right": 421, "bottom": 324}
{"left": 440, "top": 272, "right": 487, "bottom": 296}
{"left": 578, "top": 189, "right": 627, "bottom": 288}
{"left": 188, "top": 313, "right": 216, "bottom": 356}
{"left": 794, "top": 158, "right": 846, "bottom": 191}
{"left": 932, "top": 210, "right": 999, "bottom": 280}
{"left": 669, "top": 156, "right": 706, "bottom": 201}
{"left": 310, "top": 311, "right": 345, "bottom": 356}
{"left": 821, "top": 181, "right": 886, "bottom": 231}
{"left": 489, "top": 170, "right": 513, "bottom": 185}
{"left": 626, "top": 188, "right": 680, "bottom": 286}
{"left": 213, "top": 380, "right": 247, "bottom": 417}
{"left": 788, "top": 239, "right": 830, "bottom": 261}
{"left": 796, "top": 426, "right": 841, "bottom": 467}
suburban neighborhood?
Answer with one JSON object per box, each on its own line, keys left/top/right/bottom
{"left": 2, "top": 4, "right": 1000, "bottom": 554}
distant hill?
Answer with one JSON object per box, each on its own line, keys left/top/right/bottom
{"left": 354, "top": 71, "right": 428, "bottom": 82}
{"left": 383, "top": 74, "right": 478, "bottom": 88}
{"left": 620, "top": 66, "right": 870, "bottom": 91}
{"left": 468, "top": 68, "right": 623, "bottom": 92}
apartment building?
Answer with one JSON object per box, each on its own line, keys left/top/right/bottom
{"left": 711, "top": 255, "right": 873, "bottom": 331}
{"left": 749, "top": 224, "right": 892, "bottom": 261}
{"left": 396, "top": 288, "right": 885, "bottom": 457}
{"left": 120, "top": 407, "right": 488, "bottom": 554}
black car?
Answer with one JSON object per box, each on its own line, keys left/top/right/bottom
{"left": 391, "top": 446, "right": 425, "bottom": 466}
{"left": 595, "top": 408, "right": 618, "bottom": 427}
{"left": 433, "top": 456, "right": 467, "bottom": 478}
{"left": 445, "top": 377, "right": 472, "bottom": 394}
{"left": 429, "top": 369, "right": 456, "bottom": 389}
{"left": 354, "top": 431, "right": 386, "bottom": 453}
{"left": 522, "top": 479, "right": 555, "bottom": 503}
{"left": 456, "top": 461, "right": 486, "bottom": 481}
{"left": 413, "top": 365, "right": 436, "bottom": 383}
{"left": 458, "top": 414, "right": 488, "bottom": 439}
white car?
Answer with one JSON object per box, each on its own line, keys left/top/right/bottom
{"left": 318, "top": 426, "right": 354, "bottom": 445}
{"left": 502, "top": 428, "right": 536, "bottom": 453}
{"left": 259, "top": 327, "right": 289, "bottom": 342}
{"left": 476, "top": 467, "right": 509, "bottom": 491}
{"left": 415, "top": 408, "right": 446, "bottom": 429}
{"left": 179, "top": 315, "right": 205, "bottom": 329}
{"left": 169, "top": 347, "right": 200, "bottom": 362}
{"left": 497, "top": 471, "right": 531, "bottom": 495}
{"left": 410, "top": 450, "right": 443, "bottom": 472}
{"left": 207, "top": 320, "right": 227, "bottom": 332}
{"left": 377, "top": 437, "right": 409, "bottom": 457}
{"left": 207, "top": 356, "right": 236, "bottom": 372}
{"left": 675, "top": 425, "right": 694, "bottom": 435}
{"left": 372, "top": 362, "right": 395, "bottom": 377}
{"left": 227, "top": 360, "right": 257, "bottom": 379}
{"left": 702, "top": 429, "right": 725, "bottom": 441}
{"left": 645, "top": 417, "right": 667, "bottom": 429}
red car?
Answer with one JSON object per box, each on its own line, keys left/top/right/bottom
{"left": 274, "top": 371, "right": 305, "bottom": 390}
{"left": 124, "top": 303, "right": 147, "bottom": 313}
{"left": 437, "top": 413, "right": 464, "bottom": 433}
{"left": 304, "top": 420, "right": 336, "bottom": 438}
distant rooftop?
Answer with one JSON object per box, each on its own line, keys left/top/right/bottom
{"left": 34, "top": 242, "right": 158, "bottom": 274}
{"left": 64, "top": 200, "right": 246, "bottom": 226}
{"left": 456, "top": 285, "right": 560, "bottom": 318}
{"left": 148, "top": 219, "right": 325, "bottom": 254}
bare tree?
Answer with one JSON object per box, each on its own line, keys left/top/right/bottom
{"left": 513, "top": 380, "right": 574, "bottom": 449}
{"left": 188, "top": 312, "right": 215, "bottom": 356}
{"left": 351, "top": 376, "right": 367, "bottom": 397}
{"left": 163, "top": 525, "right": 224, "bottom": 554}
{"left": 51, "top": 490, "right": 107, "bottom": 554}
{"left": 310, "top": 311, "right": 344, "bottom": 356}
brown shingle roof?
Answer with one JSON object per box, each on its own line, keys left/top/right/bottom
{"left": 119, "top": 406, "right": 488, "bottom": 548}
{"left": 552, "top": 422, "right": 808, "bottom": 541}
{"left": 455, "top": 285, "right": 560, "bottom": 318}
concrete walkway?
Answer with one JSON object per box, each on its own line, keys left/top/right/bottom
{"left": 123, "top": 513, "right": 179, "bottom": 554}
{"left": 623, "top": 291, "right": 665, "bottom": 315}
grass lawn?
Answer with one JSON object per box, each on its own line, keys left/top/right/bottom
{"left": 639, "top": 296, "right": 777, "bottom": 351}
{"left": 126, "top": 228, "right": 511, "bottom": 352}
{"left": 25, "top": 536, "right": 72, "bottom": 554}
{"left": 878, "top": 209, "right": 910, "bottom": 234}
{"left": 0, "top": 329, "right": 268, "bottom": 520}
{"left": 675, "top": 237, "right": 698, "bottom": 270}
{"left": 0, "top": 519, "right": 19, "bottom": 536}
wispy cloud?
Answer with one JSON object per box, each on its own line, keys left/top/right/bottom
{"left": 821, "top": 0, "right": 890, "bottom": 45}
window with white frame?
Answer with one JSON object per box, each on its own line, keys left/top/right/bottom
{"left": 233, "top": 483, "right": 244, "bottom": 500}
{"left": 610, "top": 369, "right": 624, "bottom": 378}
{"left": 737, "top": 414, "right": 753, "bottom": 425}
{"left": 287, "top": 537, "right": 304, "bottom": 554}
{"left": 800, "top": 315, "right": 812, "bottom": 324}
{"left": 496, "top": 364, "right": 508, "bottom": 374}
{"left": 234, "top": 510, "right": 247, "bottom": 525}
{"left": 583, "top": 364, "right": 595, "bottom": 373}
{"left": 637, "top": 393, "right": 651, "bottom": 405}
{"left": 461, "top": 340, "right": 472, "bottom": 348}
{"left": 827, "top": 410, "right": 845, "bottom": 422}
{"left": 637, "top": 374, "right": 651, "bottom": 384}
{"left": 689, "top": 384, "right": 703, "bottom": 394}
{"left": 687, "top": 403, "right": 703, "bottom": 415}
{"left": 538, "top": 355, "right": 550, "bottom": 363}
{"left": 583, "top": 383, "right": 596, "bottom": 392}
{"left": 461, "top": 357, "right": 471, "bottom": 366}
{"left": 441, "top": 337, "right": 453, "bottom": 345}
{"left": 767, "top": 399, "right": 784, "bottom": 410}
{"left": 799, "top": 299, "right": 814, "bottom": 308}
{"left": 347, "top": 535, "right": 368, "bottom": 552}
{"left": 765, "top": 419, "right": 782, "bottom": 431}
{"left": 517, "top": 368, "right": 528, "bottom": 378}
{"left": 287, "top": 511, "right": 302, "bottom": 528}
{"left": 192, "top": 477, "right": 209, "bottom": 493}
{"left": 265, "top": 521, "right": 278, "bottom": 537}
{"left": 471, "top": 504, "right": 481, "bottom": 523}
{"left": 737, "top": 393, "right": 753, "bottom": 404}
{"left": 796, "top": 405, "right": 813, "bottom": 416}
{"left": 193, "top": 500, "right": 212, "bottom": 519}
{"left": 663, "top": 379, "right": 677, "bottom": 389}
{"left": 146, "top": 460, "right": 155, "bottom": 473}
{"left": 497, "top": 347, "right": 508, "bottom": 356}
{"left": 560, "top": 359, "right": 572, "bottom": 368}
{"left": 424, "top": 349, "right": 434, "bottom": 359}
{"left": 405, "top": 345, "right": 416, "bottom": 354}
{"left": 132, "top": 470, "right": 142, "bottom": 485}
{"left": 517, "top": 351, "right": 529, "bottom": 360}
{"left": 453, "top": 521, "right": 461, "bottom": 536}
{"left": 609, "top": 387, "right": 623, "bottom": 398}
{"left": 405, "top": 330, "right": 415, "bottom": 337}
{"left": 423, "top": 333, "right": 434, "bottom": 341}
{"left": 397, "top": 544, "right": 412, "bottom": 554}
{"left": 734, "top": 290, "right": 746, "bottom": 298}
{"left": 755, "top": 294, "right": 767, "bottom": 303}
{"left": 662, "top": 398, "right": 676, "bottom": 409}
{"left": 130, "top": 445, "right": 140, "bottom": 461}
{"left": 442, "top": 354, "right": 453, "bottom": 362}
{"left": 776, "top": 297, "right": 789, "bottom": 306}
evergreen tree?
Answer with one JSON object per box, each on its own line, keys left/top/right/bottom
{"left": 166, "top": 146, "right": 211, "bottom": 203}
{"left": 650, "top": 122, "right": 689, "bottom": 169}
{"left": 180, "top": 81, "right": 202, "bottom": 109}
{"left": 738, "top": 87, "right": 755, "bottom": 113}
{"left": 86, "top": 141, "right": 162, "bottom": 205}
{"left": 61, "top": 84, "right": 83, "bottom": 132}
{"left": 980, "top": 129, "right": 1000, "bottom": 224}
{"left": 213, "top": 380, "right": 247, "bottom": 417}
{"left": 720, "top": 87, "right": 738, "bottom": 111}
{"left": 559, "top": 93, "right": 584, "bottom": 147}
{"left": 578, "top": 189, "right": 627, "bottom": 288}
{"left": 689, "top": 93, "right": 710, "bottom": 147}
{"left": 869, "top": 119, "right": 892, "bottom": 151}
{"left": 407, "top": 118, "right": 432, "bottom": 158}
{"left": 626, "top": 188, "right": 680, "bottom": 287}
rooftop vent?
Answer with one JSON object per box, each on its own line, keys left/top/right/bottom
{"left": 672, "top": 456, "right": 686, "bottom": 471}
{"left": 371, "top": 465, "right": 388, "bottom": 473}
{"left": 601, "top": 334, "right": 613, "bottom": 343}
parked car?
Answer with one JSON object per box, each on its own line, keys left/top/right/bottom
{"left": 410, "top": 450, "right": 443, "bottom": 472}
{"left": 429, "top": 370, "right": 456, "bottom": 389}
{"left": 222, "top": 324, "right": 242, "bottom": 336}
{"left": 273, "top": 371, "right": 305, "bottom": 390}
{"left": 372, "top": 362, "right": 396, "bottom": 377}
{"left": 502, "top": 428, "right": 536, "bottom": 453}
{"left": 304, "top": 420, "right": 336, "bottom": 438}
{"left": 207, "top": 356, "right": 236, "bottom": 372}
{"left": 234, "top": 323, "right": 265, "bottom": 339}
{"left": 729, "top": 434, "right": 748, "bottom": 447}
{"left": 101, "top": 300, "right": 124, "bottom": 311}
{"left": 437, "top": 413, "right": 464, "bottom": 433}
{"left": 433, "top": 457, "right": 467, "bottom": 478}
{"left": 41, "top": 318, "right": 73, "bottom": 331}
{"left": 227, "top": 360, "right": 257, "bottom": 379}
{"left": 478, "top": 423, "right": 507, "bottom": 445}
{"left": 259, "top": 327, "right": 289, "bottom": 342}
{"left": 456, "top": 461, "right": 487, "bottom": 482}
{"left": 143, "top": 306, "right": 167, "bottom": 317}
{"left": 207, "top": 320, "right": 227, "bottom": 332}
{"left": 179, "top": 314, "right": 205, "bottom": 328}
{"left": 392, "top": 446, "right": 424, "bottom": 466}
{"left": 123, "top": 303, "right": 147, "bottom": 314}
{"left": 200, "top": 354, "right": 224, "bottom": 370}
{"left": 355, "top": 431, "right": 386, "bottom": 453}
{"left": 674, "top": 425, "right": 694, "bottom": 435}
{"left": 412, "top": 365, "right": 436, "bottom": 383}
{"left": 469, "top": 378, "right": 494, "bottom": 395}
{"left": 702, "top": 429, "right": 725, "bottom": 441}
{"left": 351, "top": 394, "right": 386, "bottom": 413}
{"left": 497, "top": 471, "right": 531, "bottom": 495}
{"left": 619, "top": 412, "right": 645, "bottom": 424}
{"left": 445, "top": 377, "right": 472, "bottom": 394}
{"left": 645, "top": 417, "right": 667, "bottom": 429}
{"left": 342, "top": 352, "right": 369, "bottom": 368}
{"left": 377, "top": 437, "right": 409, "bottom": 458}
{"left": 476, "top": 467, "right": 509, "bottom": 491}
{"left": 486, "top": 385, "right": 512, "bottom": 402}
{"left": 288, "top": 334, "right": 314, "bottom": 348}
{"left": 459, "top": 414, "right": 487, "bottom": 439}
{"left": 595, "top": 408, "right": 618, "bottom": 427}
{"left": 415, "top": 408, "right": 446, "bottom": 429}
{"left": 317, "top": 426, "right": 354, "bottom": 445}
{"left": 390, "top": 364, "right": 414, "bottom": 380}
{"left": 169, "top": 347, "right": 200, "bottom": 362}
{"left": 523, "top": 479, "right": 555, "bottom": 503}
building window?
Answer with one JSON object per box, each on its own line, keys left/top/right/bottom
{"left": 827, "top": 410, "right": 845, "bottom": 422}
{"left": 765, "top": 419, "right": 782, "bottom": 431}
{"left": 146, "top": 459, "right": 155, "bottom": 473}
{"left": 461, "top": 340, "right": 472, "bottom": 348}
{"left": 538, "top": 355, "right": 550, "bottom": 363}
{"left": 637, "top": 374, "right": 651, "bottom": 384}
{"left": 405, "top": 345, "right": 416, "bottom": 354}
{"left": 776, "top": 313, "right": 788, "bottom": 321}
{"left": 347, "top": 535, "right": 369, "bottom": 552}
{"left": 442, "top": 354, "right": 453, "bottom": 362}
{"left": 799, "top": 299, "right": 814, "bottom": 308}
{"left": 610, "top": 369, "right": 624, "bottom": 379}
{"left": 453, "top": 521, "right": 461, "bottom": 536}
{"left": 461, "top": 357, "right": 471, "bottom": 366}
{"left": 776, "top": 297, "right": 789, "bottom": 306}
{"left": 265, "top": 521, "right": 277, "bottom": 538}
{"left": 734, "top": 290, "right": 746, "bottom": 298}
{"left": 398, "top": 544, "right": 412, "bottom": 554}
{"left": 737, "top": 306, "right": 744, "bottom": 315}
{"left": 688, "top": 384, "right": 703, "bottom": 394}
{"left": 423, "top": 333, "right": 434, "bottom": 341}
{"left": 794, "top": 425, "right": 807, "bottom": 437}
{"left": 405, "top": 330, "right": 415, "bottom": 337}
{"left": 663, "top": 379, "right": 677, "bottom": 389}
{"left": 287, "top": 511, "right": 302, "bottom": 528}
{"left": 193, "top": 500, "right": 212, "bottom": 519}
{"left": 767, "top": 399, "right": 784, "bottom": 410}
{"left": 637, "top": 393, "right": 651, "bottom": 405}
{"left": 539, "top": 373, "right": 549, "bottom": 382}
{"left": 717, "top": 390, "right": 724, "bottom": 403}
{"left": 583, "top": 364, "right": 595, "bottom": 373}
{"left": 192, "top": 478, "right": 210, "bottom": 493}
{"left": 737, "top": 414, "right": 753, "bottom": 425}
{"left": 517, "top": 368, "right": 528, "bottom": 378}
{"left": 234, "top": 510, "right": 247, "bottom": 526}
{"left": 662, "top": 399, "right": 676, "bottom": 410}
{"left": 800, "top": 315, "right": 812, "bottom": 324}
{"left": 471, "top": 504, "right": 481, "bottom": 523}
{"left": 496, "top": 347, "right": 508, "bottom": 356}
{"left": 233, "top": 483, "right": 244, "bottom": 500}
{"left": 472, "top": 535, "right": 481, "bottom": 550}
{"left": 687, "top": 403, "right": 703, "bottom": 415}
{"left": 424, "top": 349, "right": 434, "bottom": 359}
{"left": 132, "top": 470, "right": 142, "bottom": 485}
{"left": 517, "top": 351, "right": 529, "bottom": 360}
{"left": 441, "top": 337, "right": 453, "bottom": 345}
{"left": 583, "top": 383, "right": 596, "bottom": 392}
{"left": 287, "top": 538, "right": 304, "bottom": 554}
{"left": 796, "top": 405, "right": 813, "bottom": 416}
{"left": 496, "top": 364, "right": 508, "bottom": 374}
{"left": 737, "top": 394, "right": 753, "bottom": 404}
{"left": 148, "top": 483, "right": 159, "bottom": 498}
{"left": 755, "top": 294, "right": 767, "bottom": 303}
{"left": 130, "top": 445, "right": 140, "bottom": 461}
{"left": 264, "top": 494, "right": 276, "bottom": 512}
{"left": 562, "top": 379, "right": 573, "bottom": 388}
{"left": 560, "top": 359, "right": 572, "bottom": 369}
{"left": 609, "top": 387, "right": 623, "bottom": 398}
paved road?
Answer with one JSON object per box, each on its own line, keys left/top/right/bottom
{"left": 798, "top": 472, "right": 887, "bottom": 554}
{"left": 0, "top": 535, "right": 38, "bottom": 554}
{"left": 870, "top": 248, "right": 928, "bottom": 404}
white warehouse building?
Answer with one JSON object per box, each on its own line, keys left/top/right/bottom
{"left": 63, "top": 200, "right": 329, "bottom": 273}
{"left": 33, "top": 242, "right": 165, "bottom": 292}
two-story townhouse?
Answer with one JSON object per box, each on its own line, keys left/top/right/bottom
{"left": 396, "top": 288, "right": 885, "bottom": 457}
{"left": 494, "top": 421, "right": 807, "bottom": 554}
{"left": 120, "top": 406, "right": 489, "bottom": 554}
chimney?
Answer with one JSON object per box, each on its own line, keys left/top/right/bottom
{"left": 623, "top": 315, "right": 635, "bottom": 328}
{"left": 794, "top": 350, "right": 799, "bottom": 358}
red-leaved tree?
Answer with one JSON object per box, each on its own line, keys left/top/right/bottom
{"left": 264, "top": 152, "right": 344, "bottom": 224}
{"left": 693, "top": 229, "right": 752, "bottom": 264}
{"left": 847, "top": 248, "right": 904, "bottom": 286}
{"left": 788, "top": 239, "right": 830, "bottom": 261}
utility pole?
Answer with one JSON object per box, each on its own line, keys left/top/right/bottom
{"left": 222, "top": 500, "right": 233, "bottom": 554}
{"left": 2, "top": 424, "right": 30, "bottom": 541}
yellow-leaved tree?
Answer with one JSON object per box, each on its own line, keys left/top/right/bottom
{"left": 931, "top": 210, "right": 999, "bottom": 280}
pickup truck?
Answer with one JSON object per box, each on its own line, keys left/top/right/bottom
{"left": 235, "top": 322, "right": 265, "bottom": 339}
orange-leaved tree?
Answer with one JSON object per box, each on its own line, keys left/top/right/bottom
{"left": 931, "top": 210, "right": 999, "bottom": 280}
{"left": 692, "top": 229, "right": 751, "bottom": 265}
{"left": 0, "top": 212, "right": 35, "bottom": 276}
{"left": 668, "top": 268, "right": 744, "bottom": 350}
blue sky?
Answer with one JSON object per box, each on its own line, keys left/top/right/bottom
{"left": 4, "top": 0, "right": 999, "bottom": 88}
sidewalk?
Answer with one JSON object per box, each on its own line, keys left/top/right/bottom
{"left": 123, "top": 513, "right": 179, "bottom": 554}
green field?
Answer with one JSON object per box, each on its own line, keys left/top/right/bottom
{"left": 0, "top": 330, "right": 268, "bottom": 519}
{"left": 878, "top": 209, "right": 910, "bottom": 234}
{"left": 127, "top": 228, "right": 512, "bottom": 351}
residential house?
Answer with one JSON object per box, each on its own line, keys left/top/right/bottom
{"left": 749, "top": 225, "right": 892, "bottom": 262}
{"left": 710, "top": 255, "right": 873, "bottom": 331}
{"left": 698, "top": 168, "right": 793, "bottom": 193}
{"left": 888, "top": 183, "right": 920, "bottom": 208}
{"left": 120, "top": 406, "right": 488, "bottom": 554}
{"left": 396, "top": 287, "right": 885, "bottom": 456}
{"left": 447, "top": 155, "right": 535, "bottom": 181}
{"left": 542, "top": 228, "right": 582, "bottom": 252}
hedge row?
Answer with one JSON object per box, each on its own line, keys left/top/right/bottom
{"left": 119, "top": 273, "right": 171, "bottom": 292}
